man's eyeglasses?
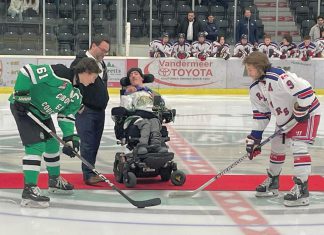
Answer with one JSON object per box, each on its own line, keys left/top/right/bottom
{"left": 97, "top": 45, "right": 110, "bottom": 55}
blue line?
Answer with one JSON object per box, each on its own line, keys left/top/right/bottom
{"left": 1, "top": 211, "right": 324, "bottom": 228}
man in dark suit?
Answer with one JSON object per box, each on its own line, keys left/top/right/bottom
{"left": 236, "top": 8, "right": 258, "bottom": 45}
{"left": 178, "top": 11, "right": 204, "bottom": 44}
{"left": 70, "top": 37, "right": 110, "bottom": 185}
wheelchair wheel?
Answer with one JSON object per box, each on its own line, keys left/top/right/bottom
{"left": 113, "top": 152, "right": 125, "bottom": 183}
{"left": 171, "top": 170, "right": 186, "bottom": 186}
{"left": 160, "top": 167, "right": 172, "bottom": 181}
{"left": 123, "top": 172, "right": 137, "bottom": 188}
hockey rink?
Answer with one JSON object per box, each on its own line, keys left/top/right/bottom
{"left": 1, "top": 93, "right": 324, "bottom": 235}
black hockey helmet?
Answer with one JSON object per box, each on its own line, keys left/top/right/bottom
{"left": 198, "top": 32, "right": 206, "bottom": 38}
{"left": 162, "top": 32, "right": 169, "bottom": 38}
{"left": 178, "top": 33, "right": 185, "bottom": 38}
{"left": 241, "top": 34, "right": 248, "bottom": 40}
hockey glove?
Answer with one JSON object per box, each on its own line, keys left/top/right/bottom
{"left": 198, "top": 53, "right": 207, "bottom": 61}
{"left": 293, "top": 103, "right": 310, "bottom": 123}
{"left": 246, "top": 135, "right": 261, "bottom": 160}
{"left": 177, "top": 52, "right": 187, "bottom": 59}
{"left": 279, "top": 54, "right": 287, "bottom": 60}
{"left": 13, "top": 90, "right": 31, "bottom": 115}
{"left": 62, "top": 134, "right": 80, "bottom": 158}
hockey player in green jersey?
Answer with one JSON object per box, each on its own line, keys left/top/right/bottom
{"left": 9, "top": 57, "right": 101, "bottom": 208}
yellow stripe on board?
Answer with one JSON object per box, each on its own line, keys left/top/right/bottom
{"left": 2, "top": 87, "right": 324, "bottom": 96}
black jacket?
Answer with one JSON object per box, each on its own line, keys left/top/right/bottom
{"left": 236, "top": 17, "right": 258, "bottom": 44}
{"left": 70, "top": 53, "right": 109, "bottom": 111}
{"left": 178, "top": 18, "right": 203, "bottom": 42}
{"left": 204, "top": 21, "right": 219, "bottom": 42}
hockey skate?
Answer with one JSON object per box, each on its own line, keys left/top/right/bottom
{"left": 284, "top": 177, "right": 309, "bottom": 207}
{"left": 48, "top": 175, "right": 74, "bottom": 195}
{"left": 21, "top": 185, "right": 50, "bottom": 208}
{"left": 255, "top": 169, "right": 279, "bottom": 197}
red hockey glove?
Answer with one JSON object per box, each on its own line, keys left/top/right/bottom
{"left": 246, "top": 135, "right": 261, "bottom": 160}
{"left": 280, "top": 54, "right": 287, "bottom": 60}
{"left": 198, "top": 53, "right": 207, "bottom": 61}
{"left": 177, "top": 52, "right": 186, "bottom": 59}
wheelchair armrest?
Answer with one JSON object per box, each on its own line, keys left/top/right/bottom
{"left": 162, "top": 108, "right": 176, "bottom": 123}
{"left": 111, "top": 106, "right": 136, "bottom": 117}
{"left": 111, "top": 106, "right": 128, "bottom": 116}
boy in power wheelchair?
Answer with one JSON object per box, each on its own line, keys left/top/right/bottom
{"left": 111, "top": 68, "right": 186, "bottom": 188}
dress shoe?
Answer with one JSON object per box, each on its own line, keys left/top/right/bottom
{"left": 84, "top": 175, "right": 105, "bottom": 185}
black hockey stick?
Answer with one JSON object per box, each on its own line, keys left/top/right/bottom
{"left": 168, "top": 127, "right": 286, "bottom": 198}
{"left": 27, "top": 112, "right": 161, "bottom": 208}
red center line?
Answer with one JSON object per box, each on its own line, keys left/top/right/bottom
{"left": 167, "top": 125, "right": 281, "bottom": 235}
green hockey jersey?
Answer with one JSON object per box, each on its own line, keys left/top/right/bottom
{"left": 9, "top": 64, "right": 82, "bottom": 137}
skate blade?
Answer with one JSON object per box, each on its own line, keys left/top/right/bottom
{"left": 48, "top": 188, "right": 74, "bottom": 195}
{"left": 21, "top": 199, "right": 49, "bottom": 208}
{"left": 255, "top": 190, "right": 279, "bottom": 198}
{"left": 284, "top": 198, "right": 309, "bottom": 207}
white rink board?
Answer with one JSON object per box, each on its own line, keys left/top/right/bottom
{"left": 0, "top": 56, "right": 322, "bottom": 88}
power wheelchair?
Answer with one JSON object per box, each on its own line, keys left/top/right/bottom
{"left": 111, "top": 74, "right": 186, "bottom": 188}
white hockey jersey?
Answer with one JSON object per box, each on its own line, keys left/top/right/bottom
{"left": 314, "top": 38, "right": 324, "bottom": 57}
{"left": 258, "top": 42, "right": 280, "bottom": 58}
{"left": 297, "top": 41, "right": 317, "bottom": 60}
{"left": 212, "top": 41, "right": 230, "bottom": 59}
{"left": 191, "top": 40, "right": 212, "bottom": 58}
{"left": 233, "top": 42, "right": 253, "bottom": 58}
{"left": 249, "top": 67, "right": 320, "bottom": 138}
{"left": 149, "top": 39, "right": 172, "bottom": 57}
{"left": 171, "top": 41, "right": 191, "bottom": 59}
{"left": 279, "top": 42, "right": 298, "bottom": 58}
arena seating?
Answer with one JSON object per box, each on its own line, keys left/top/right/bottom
{"left": 0, "top": 0, "right": 266, "bottom": 55}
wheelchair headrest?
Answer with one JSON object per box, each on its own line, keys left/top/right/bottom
{"left": 120, "top": 74, "right": 155, "bottom": 87}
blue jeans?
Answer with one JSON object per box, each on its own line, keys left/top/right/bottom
{"left": 75, "top": 107, "right": 105, "bottom": 181}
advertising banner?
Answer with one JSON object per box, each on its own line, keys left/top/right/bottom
{"left": 137, "top": 58, "right": 227, "bottom": 89}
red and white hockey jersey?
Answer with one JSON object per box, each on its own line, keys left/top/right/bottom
{"left": 212, "top": 41, "right": 230, "bottom": 60}
{"left": 297, "top": 41, "right": 317, "bottom": 61}
{"left": 149, "top": 39, "right": 172, "bottom": 57}
{"left": 171, "top": 41, "right": 191, "bottom": 59}
{"left": 279, "top": 42, "right": 298, "bottom": 59}
{"left": 249, "top": 67, "right": 320, "bottom": 138}
{"left": 191, "top": 40, "right": 212, "bottom": 60}
{"left": 257, "top": 42, "right": 280, "bottom": 58}
{"left": 233, "top": 42, "right": 253, "bottom": 58}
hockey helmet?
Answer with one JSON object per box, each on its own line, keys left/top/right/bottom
{"left": 178, "top": 33, "right": 185, "bottom": 38}
{"left": 241, "top": 34, "right": 248, "bottom": 40}
{"left": 198, "top": 32, "right": 206, "bottom": 38}
{"left": 162, "top": 32, "right": 169, "bottom": 38}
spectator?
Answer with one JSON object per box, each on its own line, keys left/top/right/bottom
{"left": 298, "top": 35, "right": 317, "bottom": 61}
{"left": 149, "top": 33, "right": 172, "bottom": 58}
{"left": 171, "top": 33, "right": 191, "bottom": 59}
{"left": 258, "top": 34, "right": 280, "bottom": 58}
{"left": 314, "top": 30, "right": 324, "bottom": 57}
{"left": 70, "top": 37, "right": 110, "bottom": 186}
{"left": 211, "top": 35, "right": 230, "bottom": 60}
{"left": 191, "top": 32, "right": 212, "bottom": 61}
{"left": 309, "top": 16, "right": 324, "bottom": 41}
{"left": 204, "top": 14, "right": 219, "bottom": 42}
{"left": 8, "top": 0, "right": 39, "bottom": 19}
{"left": 178, "top": 11, "right": 204, "bottom": 44}
{"left": 236, "top": 8, "right": 258, "bottom": 45}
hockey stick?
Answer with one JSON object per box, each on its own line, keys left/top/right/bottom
{"left": 168, "top": 128, "right": 285, "bottom": 198}
{"left": 27, "top": 112, "right": 161, "bottom": 208}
